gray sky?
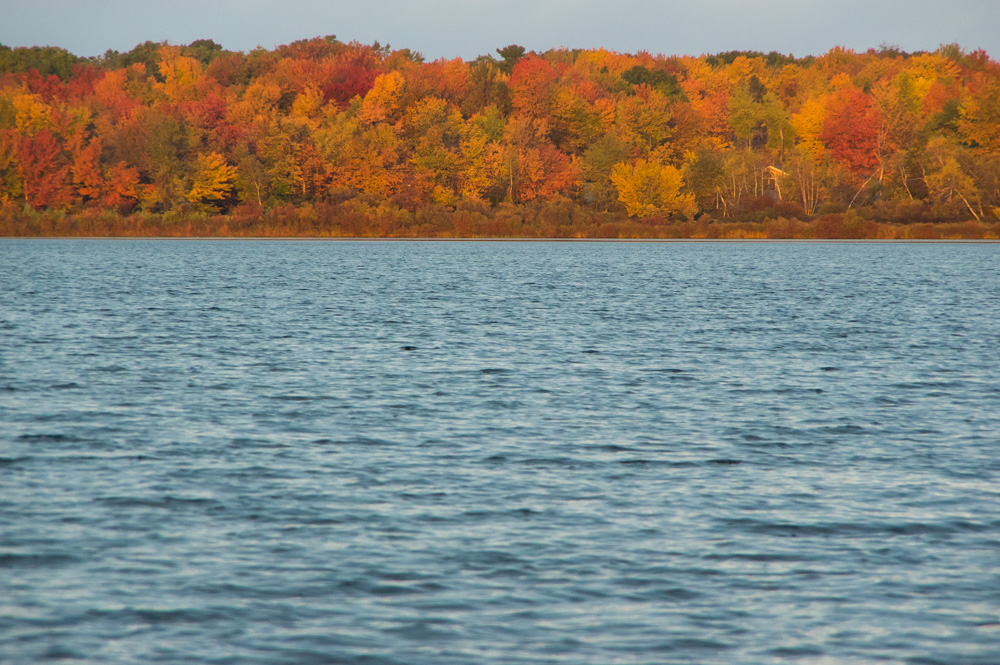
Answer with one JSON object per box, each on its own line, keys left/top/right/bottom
{"left": 1, "top": 0, "right": 996, "bottom": 61}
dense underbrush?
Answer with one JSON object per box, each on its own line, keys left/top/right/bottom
{"left": 3, "top": 200, "right": 997, "bottom": 239}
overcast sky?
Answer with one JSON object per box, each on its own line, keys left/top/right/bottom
{"left": 1, "top": 0, "right": 996, "bottom": 61}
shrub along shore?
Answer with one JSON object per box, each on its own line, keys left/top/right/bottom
{"left": 4, "top": 201, "right": 998, "bottom": 239}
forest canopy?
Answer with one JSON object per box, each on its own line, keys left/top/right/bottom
{"left": 2, "top": 37, "right": 999, "bottom": 238}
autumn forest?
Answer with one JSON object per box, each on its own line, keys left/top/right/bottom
{"left": 1, "top": 37, "right": 999, "bottom": 238}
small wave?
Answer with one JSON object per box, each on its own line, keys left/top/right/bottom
{"left": 891, "top": 380, "right": 966, "bottom": 390}
{"left": 768, "top": 646, "right": 824, "bottom": 657}
{"left": 484, "top": 399, "right": 523, "bottom": 409}
{"left": 383, "top": 620, "right": 460, "bottom": 641}
{"left": 522, "top": 456, "right": 586, "bottom": 467}
{"left": 0, "top": 552, "right": 81, "bottom": 568}
{"left": 621, "top": 582, "right": 703, "bottom": 601}
{"left": 736, "top": 434, "right": 793, "bottom": 447}
{"left": 596, "top": 444, "right": 633, "bottom": 453}
{"left": 111, "top": 607, "right": 231, "bottom": 625}
{"left": 229, "top": 437, "right": 279, "bottom": 448}
{"left": 618, "top": 459, "right": 698, "bottom": 467}
{"left": 17, "top": 433, "right": 82, "bottom": 443}
{"left": 885, "top": 519, "right": 995, "bottom": 536}
{"left": 455, "top": 549, "right": 530, "bottom": 568}
{"left": 816, "top": 424, "right": 870, "bottom": 435}
{"left": 723, "top": 517, "right": 995, "bottom": 538}
{"left": 203, "top": 381, "right": 234, "bottom": 390}
{"left": 651, "top": 637, "right": 733, "bottom": 652}
{"left": 311, "top": 436, "right": 393, "bottom": 447}
{"left": 461, "top": 507, "right": 541, "bottom": 521}
{"left": 41, "top": 646, "right": 85, "bottom": 660}
{"left": 704, "top": 551, "right": 815, "bottom": 562}
{"left": 98, "top": 495, "right": 219, "bottom": 509}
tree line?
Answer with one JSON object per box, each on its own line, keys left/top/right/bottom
{"left": 1, "top": 37, "right": 999, "bottom": 238}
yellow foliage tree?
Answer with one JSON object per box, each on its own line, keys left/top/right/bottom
{"left": 361, "top": 71, "right": 406, "bottom": 124}
{"left": 905, "top": 52, "right": 961, "bottom": 100}
{"left": 187, "top": 152, "right": 237, "bottom": 205}
{"left": 158, "top": 45, "right": 203, "bottom": 101}
{"left": 959, "top": 81, "right": 1000, "bottom": 152}
{"left": 352, "top": 125, "right": 403, "bottom": 196}
{"left": 459, "top": 122, "right": 502, "bottom": 200}
{"left": 232, "top": 82, "right": 282, "bottom": 126}
{"left": 610, "top": 159, "right": 696, "bottom": 218}
{"left": 922, "top": 137, "right": 984, "bottom": 220}
{"left": 0, "top": 129, "right": 20, "bottom": 202}
{"left": 290, "top": 86, "right": 325, "bottom": 129}
{"left": 791, "top": 97, "right": 827, "bottom": 158}
{"left": 12, "top": 93, "right": 52, "bottom": 134}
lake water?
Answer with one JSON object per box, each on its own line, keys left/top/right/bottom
{"left": 1, "top": 239, "right": 998, "bottom": 664}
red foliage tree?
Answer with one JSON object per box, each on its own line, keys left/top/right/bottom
{"left": 321, "top": 44, "right": 383, "bottom": 106}
{"left": 180, "top": 93, "right": 243, "bottom": 151}
{"left": 102, "top": 161, "right": 141, "bottom": 211}
{"left": 819, "top": 87, "right": 882, "bottom": 174}
{"left": 322, "top": 65, "right": 380, "bottom": 107}
{"left": 19, "top": 69, "right": 66, "bottom": 103}
{"left": 71, "top": 137, "right": 104, "bottom": 203}
{"left": 402, "top": 58, "right": 471, "bottom": 108}
{"left": 509, "top": 55, "right": 560, "bottom": 117}
{"left": 17, "top": 129, "right": 73, "bottom": 209}
{"left": 65, "top": 64, "right": 104, "bottom": 101}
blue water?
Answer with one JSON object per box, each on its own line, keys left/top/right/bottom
{"left": 1, "top": 239, "right": 998, "bottom": 664}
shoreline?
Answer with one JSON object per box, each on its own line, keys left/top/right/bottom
{"left": 5, "top": 236, "right": 1000, "bottom": 243}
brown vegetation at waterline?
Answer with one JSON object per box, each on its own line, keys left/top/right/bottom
{"left": 4, "top": 199, "right": 997, "bottom": 239}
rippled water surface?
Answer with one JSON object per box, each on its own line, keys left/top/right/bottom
{"left": 2, "top": 239, "right": 999, "bottom": 664}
